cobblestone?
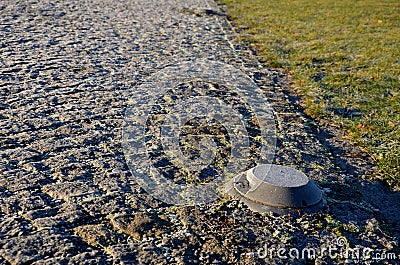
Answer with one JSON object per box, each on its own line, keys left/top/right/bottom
{"left": 1, "top": 0, "right": 399, "bottom": 264}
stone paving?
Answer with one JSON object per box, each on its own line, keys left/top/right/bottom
{"left": 1, "top": 0, "right": 399, "bottom": 264}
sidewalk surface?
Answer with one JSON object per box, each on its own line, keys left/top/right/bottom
{"left": 1, "top": 0, "right": 399, "bottom": 264}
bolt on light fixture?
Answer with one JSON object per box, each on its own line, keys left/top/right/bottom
{"left": 225, "top": 164, "right": 327, "bottom": 215}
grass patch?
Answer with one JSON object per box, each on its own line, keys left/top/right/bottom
{"left": 219, "top": 0, "right": 400, "bottom": 187}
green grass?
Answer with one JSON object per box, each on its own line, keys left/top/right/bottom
{"left": 219, "top": 0, "right": 400, "bottom": 187}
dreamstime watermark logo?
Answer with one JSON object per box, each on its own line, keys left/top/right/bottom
{"left": 122, "top": 59, "right": 276, "bottom": 205}
{"left": 253, "top": 236, "right": 399, "bottom": 263}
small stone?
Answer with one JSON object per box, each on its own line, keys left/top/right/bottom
{"left": 110, "top": 212, "right": 171, "bottom": 240}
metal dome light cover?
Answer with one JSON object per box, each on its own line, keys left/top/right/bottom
{"left": 225, "top": 164, "right": 327, "bottom": 215}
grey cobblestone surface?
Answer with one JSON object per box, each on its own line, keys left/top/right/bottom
{"left": 1, "top": 0, "right": 399, "bottom": 264}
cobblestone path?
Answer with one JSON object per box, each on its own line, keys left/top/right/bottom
{"left": 1, "top": 0, "right": 399, "bottom": 264}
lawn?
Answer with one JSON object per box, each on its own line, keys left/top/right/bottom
{"left": 219, "top": 0, "right": 400, "bottom": 187}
